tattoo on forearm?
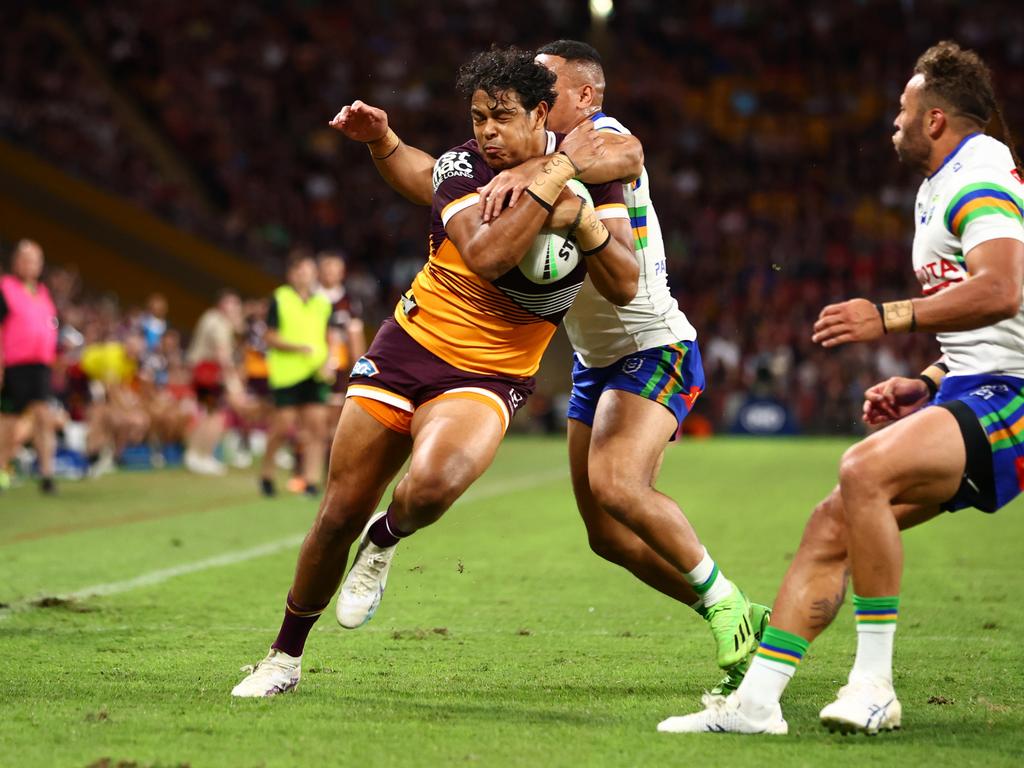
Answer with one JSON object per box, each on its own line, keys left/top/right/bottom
{"left": 808, "top": 567, "right": 849, "bottom": 630}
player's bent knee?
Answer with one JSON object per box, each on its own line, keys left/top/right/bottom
{"left": 589, "top": 474, "right": 643, "bottom": 524}
{"left": 314, "top": 492, "right": 374, "bottom": 543}
{"left": 401, "top": 472, "right": 465, "bottom": 524}
{"left": 586, "top": 528, "right": 633, "bottom": 565}
{"left": 837, "top": 443, "right": 887, "bottom": 497}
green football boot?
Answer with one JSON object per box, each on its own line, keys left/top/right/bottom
{"left": 709, "top": 602, "right": 772, "bottom": 696}
{"left": 704, "top": 587, "right": 757, "bottom": 668}
{"left": 0, "top": 468, "right": 10, "bottom": 492}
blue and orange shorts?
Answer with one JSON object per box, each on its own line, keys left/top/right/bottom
{"left": 567, "top": 340, "right": 705, "bottom": 437}
{"left": 934, "top": 373, "right": 1024, "bottom": 513}
{"left": 347, "top": 318, "right": 534, "bottom": 435}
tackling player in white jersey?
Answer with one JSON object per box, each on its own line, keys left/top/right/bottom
{"left": 329, "top": 40, "right": 769, "bottom": 689}
{"left": 659, "top": 40, "right": 1024, "bottom": 736}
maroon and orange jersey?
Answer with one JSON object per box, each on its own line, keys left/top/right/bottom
{"left": 393, "top": 134, "right": 628, "bottom": 377}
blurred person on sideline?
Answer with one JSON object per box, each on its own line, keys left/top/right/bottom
{"left": 80, "top": 328, "right": 150, "bottom": 474}
{"left": 259, "top": 251, "right": 332, "bottom": 498}
{"left": 318, "top": 250, "right": 366, "bottom": 433}
{"left": 0, "top": 240, "right": 59, "bottom": 494}
{"left": 232, "top": 298, "right": 273, "bottom": 467}
{"left": 185, "top": 289, "right": 244, "bottom": 476}
{"left": 139, "top": 292, "right": 168, "bottom": 352}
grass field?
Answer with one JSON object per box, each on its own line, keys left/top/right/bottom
{"left": 1, "top": 436, "right": 1022, "bottom": 767}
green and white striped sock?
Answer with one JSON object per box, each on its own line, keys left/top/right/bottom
{"left": 683, "top": 547, "right": 734, "bottom": 608}
{"left": 851, "top": 594, "right": 899, "bottom": 683}
{"left": 737, "top": 626, "right": 809, "bottom": 715}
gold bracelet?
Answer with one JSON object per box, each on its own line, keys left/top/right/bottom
{"left": 525, "top": 153, "right": 576, "bottom": 209}
{"left": 367, "top": 128, "right": 401, "bottom": 160}
{"left": 876, "top": 299, "right": 916, "bottom": 333}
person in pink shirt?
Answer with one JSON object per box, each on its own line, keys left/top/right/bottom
{"left": 0, "top": 240, "right": 59, "bottom": 494}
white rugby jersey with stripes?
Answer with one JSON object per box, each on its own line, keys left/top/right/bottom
{"left": 912, "top": 133, "right": 1024, "bottom": 376}
{"left": 563, "top": 112, "right": 696, "bottom": 368}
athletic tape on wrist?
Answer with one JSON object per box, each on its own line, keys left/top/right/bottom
{"left": 580, "top": 230, "right": 612, "bottom": 257}
{"left": 574, "top": 203, "right": 610, "bottom": 254}
{"left": 368, "top": 128, "right": 401, "bottom": 159}
{"left": 875, "top": 299, "right": 916, "bottom": 333}
{"left": 565, "top": 197, "right": 586, "bottom": 242}
{"left": 525, "top": 153, "right": 575, "bottom": 208}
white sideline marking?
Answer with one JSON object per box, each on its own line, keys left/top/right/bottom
{"left": 0, "top": 468, "right": 567, "bottom": 620}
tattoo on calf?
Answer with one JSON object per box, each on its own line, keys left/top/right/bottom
{"left": 808, "top": 567, "right": 849, "bottom": 630}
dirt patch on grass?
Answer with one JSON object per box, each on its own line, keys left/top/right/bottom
{"left": 33, "top": 596, "right": 97, "bottom": 612}
{"left": 391, "top": 627, "right": 450, "bottom": 640}
{"left": 86, "top": 760, "right": 190, "bottom": 768}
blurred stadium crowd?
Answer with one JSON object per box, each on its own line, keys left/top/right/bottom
{"left": 3, "top": 0, "right": 1024, "bottom": 468}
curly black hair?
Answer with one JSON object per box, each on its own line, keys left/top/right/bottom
{"left": 915, "top": 40, "right": 1020, "bottom": 170}
{"left": 914, "top": 41, "right": 995, "bottom": 125}
{"left": 456, "top": 45, "right": 557, "bottom": 113}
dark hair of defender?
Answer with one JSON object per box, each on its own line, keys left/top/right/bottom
{"left": 456, "top": 45, "right": 557, "bottom": 113}
{"left": 914, "top": 40, "right": 1021, "bottom": 171}
{"left": 536, "top": 39, "right": 603, "bottom": 67}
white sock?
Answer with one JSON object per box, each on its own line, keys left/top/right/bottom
{"left": 683, "top": 547, "right": 734, "bottom": 607}
{"left": 850, "top": 625, "right": 895, "bottom": 684}
{"left": 736, "top": 656, "right": 794, "bottom": 716}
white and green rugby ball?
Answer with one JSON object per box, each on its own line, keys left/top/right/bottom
{"left": 519, "top": 179, "right": 592, "bottom": 285}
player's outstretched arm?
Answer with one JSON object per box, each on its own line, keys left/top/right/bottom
{"left": 812, "top": 238, "right": 1024, "bottom": 347}
{"left": 329, "top": 100, "right": 435, "bottom": 206}
{"left": 445, "top": 154, "right": 580, "bottom": 281}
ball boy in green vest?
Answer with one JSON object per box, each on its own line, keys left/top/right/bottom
{"left": 260, "top": 252, "right": 332, "bottom": 497}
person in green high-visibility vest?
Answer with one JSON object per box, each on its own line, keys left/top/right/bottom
{"left": 260, "top": 251, "right": 332, "bottom": 498}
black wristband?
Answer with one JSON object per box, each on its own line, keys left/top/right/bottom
{"left": 874, "top": 303, "right": 888, "bottom": 334}
{"left": 917, "top": 374, "right": 939, "bottom": 400}
{"left": 580, "top": 230, "right": 612, "bottom": 257}
{"left": 524, "top": 188, "right": 554, "bottom": 212}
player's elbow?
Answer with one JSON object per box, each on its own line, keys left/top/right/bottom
{"left": 621, "top": 139, "right": 644, "bottom": 183}
{"left": 461, "top": 246, "right": 506, "bottom": 282}
{"left": 603, "top": 275, "right": 638, "bottom": 306}
{"left": 985, "top": 276, "right": 1022, "bottom": 321}
{"left": 611, "top": 285, "right": 638, "bottom": 307}
{"left": 997, "top": 284, "right": 1022, "bottom": 320}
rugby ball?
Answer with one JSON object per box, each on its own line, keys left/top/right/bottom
{"left": 518, "top": 179, "right": 592, "bottom": 285}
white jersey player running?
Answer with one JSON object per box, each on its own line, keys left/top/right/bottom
{"left": 659, "top": 40, "right": 1024, "bottom": 736}
{"left": 329, "top": 40, "right": 769, "bottom": 687}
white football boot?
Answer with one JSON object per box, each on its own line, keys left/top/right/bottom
{"left": 337, "top": 511, "right": 396, "bottom": 629}
{"left": 231, "top": 648, "right": 301, "bottom": 697}
{"left": 657, "top": 692, "right": 789, "bottom": 735}
{"left": 819, "top": 678, "right": 902, "bottom": 735}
